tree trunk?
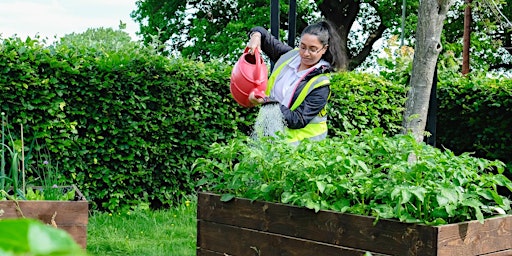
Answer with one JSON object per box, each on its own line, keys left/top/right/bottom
{"left": 402, "top": 0, "right": 455, "bottom": 143}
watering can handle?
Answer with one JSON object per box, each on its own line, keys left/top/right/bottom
{"left": 244, "top": 47, "right": 266, "bottom": 99}
{"left": 244, "top": 47, "right": 263, "bottom": 83}
{"left": 252, "top": 89, "right": 267, "bottom": 99}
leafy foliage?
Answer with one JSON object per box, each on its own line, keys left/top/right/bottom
{"left": 0, "top": 218, "right": 85, "bottom": 256}
{"left": 131, "top": 0, "right": 417, "bottom": 70}
{"left": 328, "top": 71, "right": 407, "bottom": 136}
{"left": 1, "top": 113, "right": 70, "bottom": 201}
{"left": 442, "top": 0, "right": 512, "bottom": 72}
{"left": 0, "top": 31, "right": 257, "bottom": 211}
{"left": 1, "top": 28, "right": 511, "bottom": 212}
{"left": 195, "top": 129, "right": 512, "bottom": 225}
{"left": 131, "top": 0, "right": 512, "bottom": 72}
{"left": 436, "top": 73, "right": 512, "bottom": 170}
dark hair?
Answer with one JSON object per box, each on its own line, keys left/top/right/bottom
{"left": 301, "top": 20, "right": 346, "bottom": 71}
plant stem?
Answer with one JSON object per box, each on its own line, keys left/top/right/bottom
{"left": 21, "top": 124, "right": 25, "bottom": 194}
{"left": 1, "top": 113, "right": 5, "bottom": 191}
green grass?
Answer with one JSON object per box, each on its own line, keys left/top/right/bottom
{"left": 86, "top": 198, "right": 197, "bottom": 256}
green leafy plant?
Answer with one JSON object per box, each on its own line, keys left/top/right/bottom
{"left": 1, "top": 112, "right": 25, "bottom": 199}
{"left": 1, "top": 113, "right": 73, "bottom": 201}
{"left": 195, "top": 129, "right": 512, "bottom": 225}
{"left": 0, "top": 218, "right": 85, "bottom": 256}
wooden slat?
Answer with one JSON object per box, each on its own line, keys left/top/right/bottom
{"left": 198, "top": 192, "right": 512, "bottom": 256}
{"left": 198, "top": 220, "right": 390, "bottom": 256}
{"left": 0, "top": 200, "right": 89, "bottom": 248}
{"left": 1, "top": 201, "right": 89, "bottom": 225}
{"left": 197, "top": 192, "right": 438, "bottom": 255}
{"left": 437, "top": 215, "right": 512, "bottom": 256}
{"left": 480, "top": 249, "right": 512, "bottom": 256}
{"left": 197, "top": 248, "right": 236, "bottom": 256}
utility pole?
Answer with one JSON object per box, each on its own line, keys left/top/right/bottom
{"left": 462, "top": 0, "right": 472, "bottom": 75}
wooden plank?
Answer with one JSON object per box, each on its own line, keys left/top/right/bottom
{"left": 197, "top": 248, "right": 232, "bottom": 255}
{"left": 436, "top": 215, "right": 512, "bottom": 256}
{"left": 60, "top": 225, "right": 88, "bottom": 249}
{"left": 198, "top": 192, "right": 438, "bottom": 255}
{"left": 480, "top": 249, "right": 512, "bottom": 256}
{"left": 197, "top": 220, "right": 391, "bottom": 256}
{"left": 0, "top": 200, "right": 89, "bottom": 248}
{"left": 1, "top": 201, "right": 89, "bottom": 225}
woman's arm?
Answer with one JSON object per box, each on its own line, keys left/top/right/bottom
{"left": 249, "top": 27, "right": 293, "bottom": 63}
{"left": 281, "top": 86, "right": 330, "bottom": 129}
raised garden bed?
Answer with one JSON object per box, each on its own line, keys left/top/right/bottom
{"left": 0, "top": 185, "right": 88, "bottom": 248}
{"left": 197, "top": 191, "right": 512, "bottom": 256}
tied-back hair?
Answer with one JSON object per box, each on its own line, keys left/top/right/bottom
{"left": 301, "top": 20, "right": 346, "bottom": 71}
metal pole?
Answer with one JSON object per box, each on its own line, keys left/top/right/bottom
{"left": 271, "top": 0, "right": 279, "bottom": 40}
{"left": 425, "top": 64, "right": 438, "bottom": 147}
{"left": 270, "top": 0, "right": 279, "bottom": 69}
{"left": 287, "top": 0, "right": 297, "bottom": 47}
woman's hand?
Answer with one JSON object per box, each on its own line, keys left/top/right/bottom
{"left": 248, "top": 91, "right": 265, "bottom": 106}
{"left": 249, "top": 92, "right": 280, "bottom": 106}
{"left": 247, "top": 32, "right": 262, "bottom": 55}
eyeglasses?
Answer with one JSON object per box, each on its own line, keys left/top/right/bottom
{"left": 299, "top": 45, "right": 326, "bottom": 55}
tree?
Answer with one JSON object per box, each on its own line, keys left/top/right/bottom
{"left": 55, "top": 27, "right": 135, "bottom": 51}
{"left": 442, "top": 0, "right": 512, "bottom": 72}
{"left": 131, "top": 0, "right": 417, "bottom": 70}
{"left": 131, "top": 0, "right": 512, "bottom": 73}
{"left": 402, "top": 0, "right": 455, "bottom": 143}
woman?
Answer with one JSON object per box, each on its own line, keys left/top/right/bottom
{"left": 247, "top": 20, "right": 345, "bottom": 144}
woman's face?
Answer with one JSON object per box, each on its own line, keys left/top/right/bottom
{"left": 299, "top": 33, "right": 327, "bottom": 69}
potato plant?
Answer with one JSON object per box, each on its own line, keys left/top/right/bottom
{"left": 195, "top": 129, "right": 512, "bottom": 225}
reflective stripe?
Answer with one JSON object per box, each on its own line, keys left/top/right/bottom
{"left": 290, "top": 75, "right": 330, "bottom": 111}
{"left": 286, "top": 121, "right": 328, "bottom": 144}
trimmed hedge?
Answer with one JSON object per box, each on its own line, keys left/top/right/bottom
{"left": 436, "top": 74, "right": 512, "bottom": 170}
{"left": 328, "top": 72, "right": 407, "bottom": 136}
{"left": 0, "top": 36, "right": 257, "bottom": 211}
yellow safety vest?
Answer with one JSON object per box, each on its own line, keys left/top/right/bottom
{"left": 266, "top": 50, "right": 330, "bottom": 144}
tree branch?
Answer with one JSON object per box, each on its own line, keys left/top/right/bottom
{"left": 349, "top": 23, "right": 387, "bottom": 70}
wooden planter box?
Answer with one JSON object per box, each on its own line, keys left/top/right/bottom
{"left": 197, "top": 191, "right": 512, "bottom": 256}
{"left": 0, "top": 185, "right": 89, "bottom": 248}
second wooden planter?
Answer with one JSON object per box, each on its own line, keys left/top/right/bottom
{"left": 0, "top": 185, "right": 89, "bottom": 248}
{"left": 197, "top": 191, "right": 512, "bottom": 256}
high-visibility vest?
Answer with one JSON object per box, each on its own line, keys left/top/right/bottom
{"left": 266, "top": 50, "right": 330, "bottom": 144}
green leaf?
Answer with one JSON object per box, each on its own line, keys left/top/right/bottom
{"left": 410, "top": 186, "right": 427, "bottom": 203}
{"left": 436, "top": 194, "right": 449, "bottom": 207}
{"left": 304, "top": 199, "right": 321, "bottom": 213}
{"left": 316, "top": 181, "right": 327, "bottom": 194}
{"left": 0, "top": 218, "right": 84, "bottom": 255}
{"left": 220, "top": 193, "right": 235, "bottom": 202}
{"left": 281, "top": 192, "right": 295, "bottom": 204}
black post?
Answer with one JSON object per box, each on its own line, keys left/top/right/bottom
{"left": 270, "top": 0, "right": 279, "bottom": 69}
{"left": 425, "top": 64, "right": 438, "bottom": 147}
{"left": 287, "top": 0, "right": 297, "bottom": 47}
{"left": 271, "top": 0, "right": 279, "bottom": 40}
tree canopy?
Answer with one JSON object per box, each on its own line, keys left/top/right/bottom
{"left": 130, "top": 0, "right": 511, "bottom": 72}
{"left": 131, "top": 0, "right": 419, "bottom": 70}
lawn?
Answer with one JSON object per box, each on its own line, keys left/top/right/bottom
{"left": 86, "top": 197, "right": 197, "bottom": 256}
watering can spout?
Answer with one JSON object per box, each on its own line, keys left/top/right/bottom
{"left": 230, "top": 47, "right": 269, "bottom": 107}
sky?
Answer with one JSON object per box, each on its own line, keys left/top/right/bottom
{"left": 0, "top": 0, "right": 140, "bottom": 42}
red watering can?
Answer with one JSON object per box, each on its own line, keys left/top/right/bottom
{"left": 230, "top": 47, "right": 268, "bottom": 107}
